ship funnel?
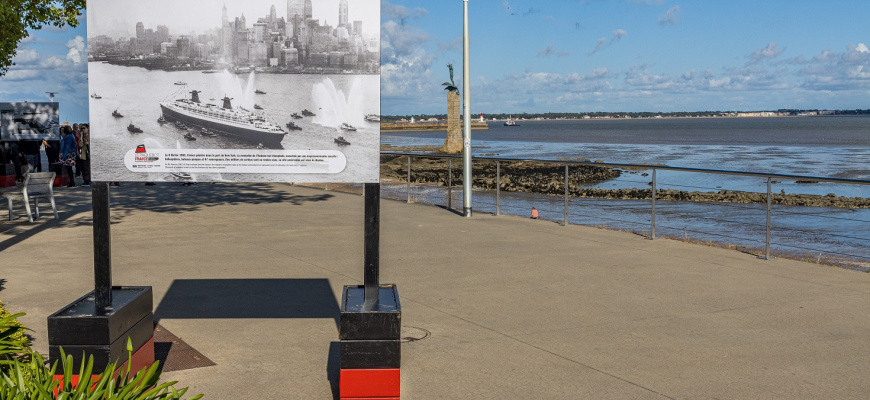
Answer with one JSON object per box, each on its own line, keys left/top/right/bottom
{"left": 190, "top": 90, "right": 201, "bottom": 103}
{"left": 221, "top": 96, "right": 233, "bottom": 110}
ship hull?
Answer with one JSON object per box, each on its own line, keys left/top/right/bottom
{"left": 160, "top": 104, "right": 285, "bottom": 148}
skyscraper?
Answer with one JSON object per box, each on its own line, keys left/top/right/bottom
{"left": 135, "top": 22, "right": 146, "bottom": 54}
{"left": 287, "top": 0, "right": 303, "bottom": 20}
{"left": 339, "top": 0, "right": 348, "bottom": 28}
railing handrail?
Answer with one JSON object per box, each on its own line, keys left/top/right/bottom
{"left": 381, "top": 151, "right": 870, "bottom": 186}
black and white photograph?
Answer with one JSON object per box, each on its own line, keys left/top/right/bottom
{"left": 0, "top": 102, "right": 60, "bottom": 141}
{"left": 87, "top": 0, "right": 380, "bottom": 183}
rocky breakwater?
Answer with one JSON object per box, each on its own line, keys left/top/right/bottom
{"left": 381, "top": 155, "right": 621, "bottom": 193}
{"left": 380, "top": 153, "right": 869, "bottom": 209}
{"left": 572, "top": 188, "right": 870, "bottom": 209}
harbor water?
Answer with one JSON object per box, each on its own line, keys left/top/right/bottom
{"left": 381, "top": 117, "right": 870, "bottom": 269}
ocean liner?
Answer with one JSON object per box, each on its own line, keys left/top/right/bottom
{"left": 159, "top": 90, "right": 286, "bottom": 147}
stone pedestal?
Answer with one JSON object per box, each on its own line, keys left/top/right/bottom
{"left": 442, "top": 91, "right": 462, "bottom": 154}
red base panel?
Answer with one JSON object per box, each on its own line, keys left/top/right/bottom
{"left": 340, "top": 368, "right": 400, "bottom": 398}
{"left": 53, "top": 174, "right": 69, "bottom": 187}
{"left": 52, "top": 338, "right": 155, "bottom": 395}
{"left": 341, "top": 398, "right": 400, "bottom": 400}
{"left": 0, "top": 175, "right": 14, "bottom": 187}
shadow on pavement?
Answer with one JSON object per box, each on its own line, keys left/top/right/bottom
{"left": 0, "top": 182, "right": 334, "bottom": 252}
{"left": 154, "top": 278, "right": 340, "bottom": 325}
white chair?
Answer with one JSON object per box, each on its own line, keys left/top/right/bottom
{"left": 3, "top": 172, "right": 58, "bottom": 222}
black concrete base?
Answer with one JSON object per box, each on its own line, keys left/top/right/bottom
{"left": 340, "top": 284, "right": 401, "bottom": 341}
{"left": 47, "top": 286, "right": 153, "bottom": 374}
{"left": 49, "top": 313, "right": 154, "bottom": 372}
{"left": 340, "top": 339, "right": 401, "bottom": 369}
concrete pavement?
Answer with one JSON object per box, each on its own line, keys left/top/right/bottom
{"left": 2, "top": 182, "right": 870, "bottom": 399}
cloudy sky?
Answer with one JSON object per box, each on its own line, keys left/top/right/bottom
{"left": 381, "top": 0, "right": 870, "bottom": 115}
{"left": 2, "top": 0, "right": 870, "bottom": 121}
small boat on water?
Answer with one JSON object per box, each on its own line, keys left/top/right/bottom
{"left": 365, "top": 114, "right": 380, "bottom": 122}
{"left": 170, "top": 171, "right": 191, "bottom": 180}
{"left": 174, "top": 81, "right": 186, "bottom": 85}
{"left": 183, "top": 133, "right": 196, "bottom": 141}
{"left": 340, "top": 123, "right": 357, "bottom": 131}
{"left": 504, "top": 115, "right": 520, "bottom": 126}
{"left": 112, "top": 110, "right": 123, "bottom": 118}
{"left": 91, "top": 93, "right": 102, "bottom": 99}
{"left": 255, "top": 89, "right": 266, "bottom": 94}
{"left": 174, "top": 121, "right": 188, "bottom": 130}
{"left": 285, "top": 122, "right": 302, "bottom": 131}
{"left": 301, "top": 109, "right": 316, "bottom": 116}
{"left": 254, "top": 104, "right": 263, "bottom": 110}
{"left": 127, "top": 123, "right": 143, "bottom": 133}
{"left": 291, "top": 113, "right": 302, "bottom": 119}
{"left": 256, "top": 143, "right": 265, "bottom": 149}
{"left": 157, "top": 115, "right": 166, "bottom": 124}
{"left": 200, "top": 127, "right": 217, "bottom": 137}
{"left": 334, "top": 136, "right": 350, "bottom": 146}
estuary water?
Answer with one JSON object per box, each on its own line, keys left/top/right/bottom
{"left": 381, "top": 117, "right": 870, "bottom": 268}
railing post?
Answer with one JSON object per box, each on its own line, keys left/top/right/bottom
{"left": 448, "top": 158, "right": 452, "bottom": 210}
{"left": 649, "top": 168, "right": 656, "bottom": 240}
{"left": 563, "top": 164, "right": 569, "bottom": 226}
{"left": 406, "top": 156, "right": 411, "bottom": 204}
{"left": 764, "top": 176, "right": 772, "bottom": 259}
{"left": 495, "top": 160, "right": 500, "bottom": 216}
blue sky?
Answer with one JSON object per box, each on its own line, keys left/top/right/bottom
{"left": 3, "top": 0, "right": 870, "bottom": 121}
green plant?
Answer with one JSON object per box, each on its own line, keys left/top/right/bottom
{"left": 0, "top": 311, "right": 202, "bottom": 399}
{"left": 0, "top": 302, "right": 32, "bottom": 373}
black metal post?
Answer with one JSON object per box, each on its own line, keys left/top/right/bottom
{"left": 363, "top": 183, "right": 380, "bottom": 310}
{"left": 92, "top": 182, "right": 112, "bottom": 314}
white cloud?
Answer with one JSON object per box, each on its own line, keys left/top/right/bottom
{"left": 857, "top": 43, "right": 869, "bottom": 53}
{"left": 66, "top": 36, "right": 85, "bottom": 64}
{"left": 12, "top": 49, "right": 40, "bottom": 64}
{"left": 538, "top": 45, "right": 554, "bottom": 57}
{"left": 588, "top": 29, "right": 627, "bottom": 56}
{"left": 748, "top": 42, "right": 784, "bottom": 65}
{"left": 659, "top": 6, "right": 680, "bottom": 26}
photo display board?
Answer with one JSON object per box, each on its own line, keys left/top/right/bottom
{"left": 87, "top": 0, "right": 380, "bottom": 183}
{"left": 1, "top": 102, "right": 60, "bottom": 141}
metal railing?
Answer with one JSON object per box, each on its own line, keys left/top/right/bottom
{"left": 381, "top": 151, "right": 870, "bottom": 267}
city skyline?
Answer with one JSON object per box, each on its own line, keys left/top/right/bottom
{"left": 87, "top": 0, "right": 379, "bottom": 39}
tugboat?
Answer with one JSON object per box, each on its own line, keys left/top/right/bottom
{"left": 159, "top": 90, "right": 287, "bottom": 147}
{"left": 157, "top": 115, "right": 166, "bottom": 124}
{"left": 127, "top": 123, "right": 143, "bottom": 133}
{"left": 174, "top": 81, "right": 186, "bottom": 85}
{"left": 174, "top": 121, "right": 188, "bottom": 130}
{"left": 183, "top": 132, "right": 196, "bottom": 141}
{"left": 255, "top": 89, "right": 266, "bottom": 94}
{"left": 301, "top": 109, "right": 316, "bottom": 116}
{"left": 334, "top": 136, "right": 350, "bottom": 146}
{"left": 112, "top": 110, "right": 123, "bottom": 118}
{"left": 285, "top": 121, "right": 302, "bottom": 131}
{"left": 291, "top": 112, "right": 303, "bottom": 119}
{"left": 340, "top": 123, "right": 357, "bottom": 131}
{"left": 91, "top": 92, "right": 102, "bottom": 99}
{"left": 365, "top": 114, "right": 380, "bottom": 122}
{"left": 254, "top": 104, "right": 263, "bottom": 110}
{"left": 200, "top": 127, "right": 216, "bottom": 137}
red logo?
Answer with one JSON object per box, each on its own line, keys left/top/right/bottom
{"left": 135, "top": 144, "right": 146, "bottom": 153}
